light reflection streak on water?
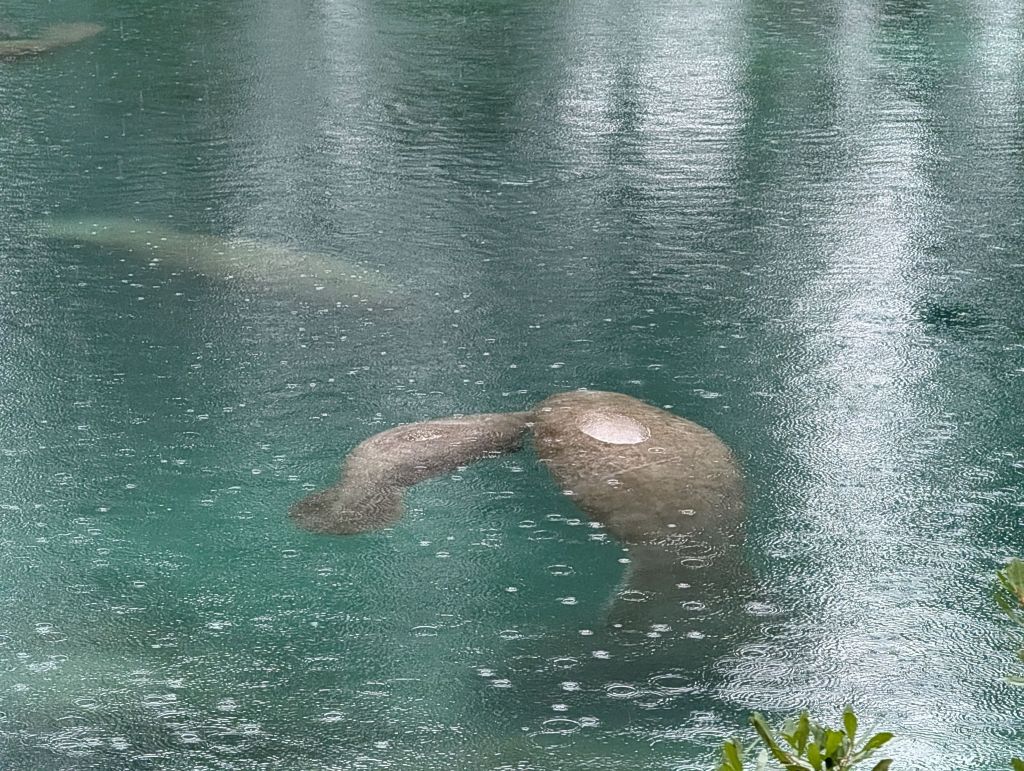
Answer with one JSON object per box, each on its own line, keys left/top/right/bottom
{"left": 729, "top": 3, "right": 1019, "bottom": 767}
{"left": 972, "top": 0, "right": 1021, "bottom": 114}
{"left": 554, "top": 0, "right": 745, "bottom": 214}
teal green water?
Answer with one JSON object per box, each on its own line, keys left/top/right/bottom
{"left": 2, "top": 0, "right": 1023, "bottom": 768}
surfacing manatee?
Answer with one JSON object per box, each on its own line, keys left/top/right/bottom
{"left": 291, "top": 390, "right": 747, "bottom": 635}
{"left": 290, "top": 411, "right": 533, "bottom": 535}
{"left": 530, "top": 390, "right": 746, "bottom": 629}
{"left": 531, "top": 390, "right": 743, "bottom": 544}
{"left": 0, "top": 22, "right": 103, "bottom": 59}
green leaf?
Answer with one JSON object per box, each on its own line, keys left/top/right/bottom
{"left": 842, "top": 706, "right": 857, "bottom": 744}
{"left": 810, "top": 723, "right": 825, "bottom": 741}
{"left": 869, "top": 760, "right": 893, "bottom": 771}
{"left": 780, "top": 714, "right": 803, "bottom": 752}
{"left": 823, "top": 729, "right": 844, "bottom": 758}
{"left": 806, "top": 741, "right": 823, "bottom": 770}
{"left": 781, "top": 723, "right": 798, "bottom": 750}
{"left": 995, "top": 593, "right": 1024, "bottom": 627}
{"left": 998, "top": 559, "right": 1024, "bottom": 597}
{"left": 793, "top": 711, "right": 810, "bottom": 754}
{"left": 998, "top": 561, "right": 1024, "bottom": 627}
{"left": 859, "top": 731, "right": 894, "bottom": 755}
{"left": 722, "top": 738, "right": 743, "bottom": 770}
{"left": 1011, "top": 759, "right": 1024, "bottom": 771}
{"left": 750, "top": 713, "right": 794, "bottom": 766}
{"left": 1005, "top": 675, "right": 1024, "bottom": 686}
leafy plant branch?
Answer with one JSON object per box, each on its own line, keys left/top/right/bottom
{"left": 716, "top": 707, "right": 893, "bottom": 771}
{"left": 996, "top": 558, "right": 1024, "bottom": 769}
{"left": 716, "top": 558, "right": 1024, "bottom": 771}
{"left": 997, "top": 558, "right": 1024, "bottom": 688}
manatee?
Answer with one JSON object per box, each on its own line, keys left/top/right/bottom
{"left": 39, "top": 216, "right": 400, "bottom": 304}
{"left": 291, "top": 411, "right": 533, "bottom": 535}
{"left": 290, "top": 390, "right": 746, "bottom": 631}
{"left": 531, "top": 390, "right": 743, "bottom": 544}
{"left": 0, "top": 22, "right": 103, "bottom": 59}
{"left": 530, "top": 390, "right": 746, "bottom": 628}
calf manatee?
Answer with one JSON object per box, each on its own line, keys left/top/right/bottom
{"left": 290, "top": 411, "right": 533, "bottom": 535}
{"left": 40, "top": 216, "right": 400, "bottom": 304}
{"left": 291, "top": 390, "right": 746, "bottom": 633}
{"left": 0, "top": 22, "right": 103, "bottom": 59}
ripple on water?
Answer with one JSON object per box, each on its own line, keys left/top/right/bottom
{"left": 605, "top": 683, "right": 640, "bottom": 699}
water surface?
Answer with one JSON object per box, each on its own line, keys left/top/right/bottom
{"left": 2, "top": 0, "right": 1023, "bottom": 768}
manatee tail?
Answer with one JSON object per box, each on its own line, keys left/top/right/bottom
{"left": 608, "top": 537, "right": 749, "bottom": 629}
{"left": 290, "top": 411, "right": 533, "bottom": 535}
{"left": 597, "top": 538, "right": 754, "bottom": 677}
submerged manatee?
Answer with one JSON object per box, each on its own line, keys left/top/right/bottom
{"left": 0, "top": 22, "right": 103, "bottom": 59}
{"left": 40, "top": 216, "right": 400, "bottom": 304}
{"left": 530, "top": 390, "right": 746, "bottom": 626}
{"left": 290, "top": 390, "right": 746, "bottom": 631}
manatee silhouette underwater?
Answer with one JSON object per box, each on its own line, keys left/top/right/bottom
{"left": 291, "top": 390, "right": 749, "bottom": 641}
{"left": 39, "top": 216, "right": 402, "bottom": 306}
{"left": 0, "top": 22, "right": 103, "bottom": 59}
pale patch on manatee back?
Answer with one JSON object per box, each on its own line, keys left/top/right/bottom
{"left": 401, "top": 427, "right": 446, "bottom": 442}
{"left": 576, "top": 411, "right": 651, "bottom": 445}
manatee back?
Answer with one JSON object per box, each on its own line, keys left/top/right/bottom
{"left": 531, "top": 391, "right": 744, "bottom": 544}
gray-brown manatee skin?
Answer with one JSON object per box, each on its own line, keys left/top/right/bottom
{"left": 531, "top": 390, "right": 744, "bottom": 545}
{"left": 289, "top": 411, "right": 533, "bottom": 535}
{"left": 530, "top": 390, "right": 746, "bottom": 628}
{"left": 289, "top": 390, "right": 747, "bottom": 635}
